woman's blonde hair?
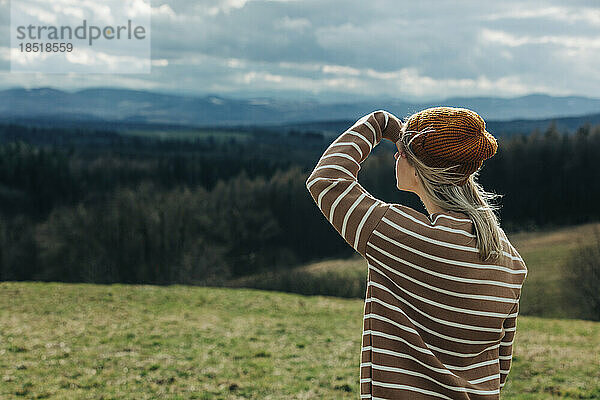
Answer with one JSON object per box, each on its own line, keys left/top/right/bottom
{"left": 398, "top": 124, "right": 504, "bottom": 262}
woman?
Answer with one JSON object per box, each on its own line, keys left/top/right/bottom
{"left": 305, "top": 107, "right": 527, "bottom": 399}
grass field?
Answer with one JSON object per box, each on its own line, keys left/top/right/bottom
{"left": 0, "top": 282, "right": 599, "bottom": 399}
{"left": 509, "top": 222, "right": 600, "bottom": 318}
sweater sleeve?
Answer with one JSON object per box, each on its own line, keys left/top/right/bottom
{"left": 305, "top": 110, "right": 402, "bottom": 258}
{"left": 499, "top": 300, "right": 520, "bottom": 390}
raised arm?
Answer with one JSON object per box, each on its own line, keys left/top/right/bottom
{"left": 499, "top": 301, "right": 520, "bottom": 390}
{"left": 305, "top": 110, "right": 402, "bottom": 258}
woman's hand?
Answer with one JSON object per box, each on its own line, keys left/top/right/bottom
{"left": 381, "top": 111, "right": 403, "bottom": 143}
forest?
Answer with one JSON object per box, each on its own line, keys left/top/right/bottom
{"left": 0, "top": 121, "right": 598, "bottom": 285}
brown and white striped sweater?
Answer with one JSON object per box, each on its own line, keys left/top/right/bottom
{"left": 305, "top": 110, "right": 528, "bottom": 399}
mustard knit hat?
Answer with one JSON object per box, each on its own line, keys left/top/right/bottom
{"left": 403, "top": 106, "right": 498, "bottom": 186}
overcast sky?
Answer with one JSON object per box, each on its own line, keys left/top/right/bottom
{"left": 1, "top": 0, "right": 599, "bottom": 102}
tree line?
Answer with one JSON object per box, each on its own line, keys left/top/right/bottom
{"left": 0, "top": 121, "right": 598, "bottom": 285}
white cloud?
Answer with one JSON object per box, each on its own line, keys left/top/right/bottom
{"left": 153, "top": 4, "right": 177, "bottom": 19}
{"left": 226, "top": 58, "right": 246, "bottom": 68}
{"left": 263, "top": 73, "right": 283, "bottom": 83}
{"left": 278, "top": 61, "right": 321, "bottom": 71}
{"left": 232, "top": 70, "right": 363, "bottom": 93}
{"left": 151, "top": 59, "right": 168, "bottom": 67}
{"left": 480, "top": 28, "right": 600, "bottom": 49}
{"left": 22, "top": 5, "right": 59, "bottom": 24}
{"left": 365, "top": 68, "right": 403, "bottom": 80}
{"left": 322, "top": 65, "right": 360, "bottom": 76}
{"left": 0, "top": 46, "right": 10, "bottom": 61}
{"left": 51, "top": 5, "right": 85, "bottom": 20}
{"left": 123, "top": 0, "right": 151, "bottom": 19}
{"left": 219, "top": 63, "right": 566, "bottom": 100}
{"left": 484, "top": 6, "right": 600, "bottom": 26}
{"left": 322, "top": 77, "right": 360, "bottom": 89}
{"left": 65, "top": 49, "right": 94, "bottom": 65}
{"left": 240, "top": 71, "right": 284, "bottom": 84}
{"left": 206, "top": 0, "right": 250, "bottom": 16}
{"left": 275, "top": 16, "right": 311, "bottom": 31}
{"left": 78, "top": 0, "right": 115, "bottom": 23}
{"left": 9, "top": 46, "right": 51, "bottom": 66}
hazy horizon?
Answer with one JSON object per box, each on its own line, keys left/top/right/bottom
{"left": 3, "top": 85, "right": 600, "bottom": 106}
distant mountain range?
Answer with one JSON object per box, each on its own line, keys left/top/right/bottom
{"left": 276, "top": 113, "right": 600, "bottom": 138}
{"left": 1, "top": 87, "right": 600, "bottom": 135}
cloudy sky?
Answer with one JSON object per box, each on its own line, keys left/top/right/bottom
{"left": 1, "top": 0, "right": 599, "bottom": 102}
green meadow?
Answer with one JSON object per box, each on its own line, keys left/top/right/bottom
{"left": 0, "top": 282, "right": 599, "bottom": 399}
{"left": 1, "top": 222, "right": 599, "bottom": 399}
